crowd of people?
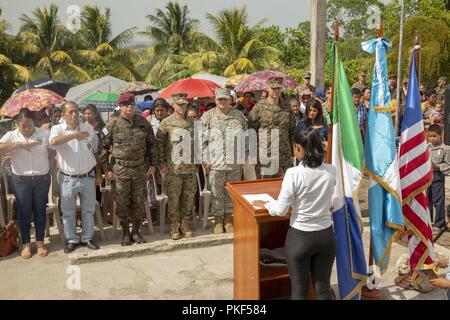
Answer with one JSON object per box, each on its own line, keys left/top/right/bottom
{"left": 0, "top": 71, "right": 448, "bottom": 299}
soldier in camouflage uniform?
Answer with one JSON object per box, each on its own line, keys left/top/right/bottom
{"left": 249, "top": 77, "right": 296, "bottom": 178}
{"left": 100, "top": 92, "right": 156, "bottom": 246}
{"left": 156, "top": 93, "right": 198, "bottom": 240}
{"left": 435, "top": 77, "right": 447, "bottom": 104}
{"left": 202, "top": 88, "right": 248, "bottom": 234}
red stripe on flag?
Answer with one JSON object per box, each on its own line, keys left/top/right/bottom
{"left": 399, "top": 132, "right": 427, "bottom": 157}
{"left": 402, "top": 203, "right": 431, "bottom": 235}
{"left": 399, "top": 151, "right": 430, "bottom": 178}
{"left": 410, "top": 240, "right": 427, "bottom": 270}
{"left": 401, "top": 172, "right": 433, "bottom": 200}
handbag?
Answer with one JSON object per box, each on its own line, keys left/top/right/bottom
{"left": 0, "top": 221, "right": 20, "bottom": 257}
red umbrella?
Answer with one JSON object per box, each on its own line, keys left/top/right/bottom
{"left": 159, "top": 78, "right": 221, "bottom": 100}
{"left": 1, "top": 89, "right": 65, "bottom": 117}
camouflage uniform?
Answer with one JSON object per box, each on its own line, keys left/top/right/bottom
{"left": 156, "top": 113, "right": 198, "bottom": 223}
{"left": 201, "top": 103, "right": 248, "bottom": 218}
{"left": 435, "top": 77, "right": 447, "bottom": 104}
{"left": 249, "top": 77, "right": 296, "bottom": 178}
{"left": 100, "top": 114, "right": 156, "bottom": 222}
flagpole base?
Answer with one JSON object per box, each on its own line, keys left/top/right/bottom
{"left": 361, "top": 286, "right": 384, "bottom": 300}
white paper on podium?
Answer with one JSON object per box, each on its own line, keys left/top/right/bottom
{"left": 242, "top": 194, "right": 275, "bottom": 209}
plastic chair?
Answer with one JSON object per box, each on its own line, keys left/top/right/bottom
{"left": 197, "top": 166, "right": 212, "bottom": 230}
{"left": 47, "top": 174, "right": 65, "bottom": 244}
{"left": 152, "top": 173, "right": 168, "bottom": 235}
{"left": 1, "top": 159, "right": 16, "bottom": 223}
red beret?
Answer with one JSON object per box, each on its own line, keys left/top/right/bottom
{"left": 117, "top": 92, "right": 135, "bottom": 105}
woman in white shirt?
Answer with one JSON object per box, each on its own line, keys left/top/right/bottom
{"left": 263, "top": 127, "right": 337, "bottom": 300}
{"left": 0, "top": 108, "right": 52, "bottom": 259}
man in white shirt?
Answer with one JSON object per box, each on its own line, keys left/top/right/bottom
{"left": 50, "top": 101, "right": 100, "bottom": 253}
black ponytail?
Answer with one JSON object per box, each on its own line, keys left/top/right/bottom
{"left": 293, "top": 126, "right": 324, "bottom": 168}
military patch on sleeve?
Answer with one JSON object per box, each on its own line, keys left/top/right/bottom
{"left": 102, "top": 127, "right": 109, "bottom": 136}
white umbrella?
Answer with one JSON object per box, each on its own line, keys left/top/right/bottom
{"left": 191, "top": 73, "right": 228, "bottom": 87}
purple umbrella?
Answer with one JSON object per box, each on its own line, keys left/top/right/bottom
{"left": 234, "top": 70, "right": 298, "bottom": 93}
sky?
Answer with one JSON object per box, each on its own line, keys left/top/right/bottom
{"left": 0, "top": 0, "right": 313, "bottom": 42}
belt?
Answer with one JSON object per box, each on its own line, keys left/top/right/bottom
{"left": 60, "top": 168, "right": 95, "bottom": 179}
{"left": 115, "top": 158, "right": 145, "bottom": 167}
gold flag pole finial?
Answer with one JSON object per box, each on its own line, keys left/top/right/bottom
{"left": 377, "top": 16, "right": 383, "bottom": 37}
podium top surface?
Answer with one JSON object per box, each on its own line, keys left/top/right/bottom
{"left": 225, "top": 178, "right": 290, "bottom": 222}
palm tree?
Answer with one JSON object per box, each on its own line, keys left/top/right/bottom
{"left": 187, "top": 7, "right": 282, "bottom": 76}
{"left": 19, "top": 4, "right": 90, "bottom": 82}
{"left": 139, "top": 1, "right": 199, "bottom": 86}
{"left": 0, "top": 8, "right": 31, "bottom": 83}
{"left": 76, "top": 5, "right": 140, "bottom": 81}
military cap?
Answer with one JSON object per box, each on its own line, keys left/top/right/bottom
{"left": 172, "top": 93, "right": 189, "bottom": 104}
{"left": 403, "top": 78, "right": 409, "bottom": 84}
{"left": 268, "top": 76, "right": 284, "bottom": 89}
{"left": 215, "top": 88, "right": 232, "bottom": 99}
{"left": 438, "top": 77, "right": 447, "bottom": 83}
{"left": 117, "top": 92, "right": 135, "bottom": 105}
{"left": 304, "top": 72, "right": 312, "bottom": 79}
{"left": 388, "top": 73, "right": 397, "bottom": 79}
{"left": 359, "top": 68, "right": 367, "bottom": 76}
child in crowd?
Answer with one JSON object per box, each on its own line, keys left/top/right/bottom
{"left": 430, "top": 103, "right": 445, "bottom": 126}
{"left": 186, "top": 106, "right": 199, "bottom": 121}
{"left": 427, "top": 124, "right": 450, "bottom": 232}
{"left": 429, "top": 257, "right": 450, "bottom": 300}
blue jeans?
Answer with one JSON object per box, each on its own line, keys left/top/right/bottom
{"left": 59, "top": 172, "right": 96, "bottom": 243}
{"left": 12, "top": 173, "right": 51, "bottom": 243}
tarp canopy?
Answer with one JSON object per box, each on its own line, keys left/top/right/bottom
{"left": 65, "top": 75, "right": 126, "bottom": 104}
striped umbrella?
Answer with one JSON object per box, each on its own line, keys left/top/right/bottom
{"left": 1, "top": 89, "right": 65, "bottom": 117}
{"left": 234, "top": 70, "right": 298, "bottom": 93}
{"left": 79, "top": 92, "right": 120, "bottom": 111}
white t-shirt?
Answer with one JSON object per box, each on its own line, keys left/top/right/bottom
{"left": 0, "top": 128, "right": 50, "bottom": 176}
{"left": 49, "top": 122, "right": 98, "bottom": 175}
{"left": 265, "top": 163, "right": 337, "bottom": 232}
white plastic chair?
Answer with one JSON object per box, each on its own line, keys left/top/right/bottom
{"left": 47, "top": 174, "right": 65, "bottom": 244}
{"left": 153, "top": 172, "right": 168, "bottom": 235}
{"left": 197, "top": 166, "right": 212, "bottom": 230}
{"left": 1, "top": 159, "right": 16, "bottom": 223}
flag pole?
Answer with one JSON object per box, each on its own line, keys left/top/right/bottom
{"left": 414, "top": 33, "right": 421, "bottom": 85}
{"left": 325, "top": 21, "right": 339, "bottom": 164}
{"left": 362, "top": 17, "right": 384, "bottom": 301}
{"left": 394, "top": 0, "right": 405, "bottom": 137}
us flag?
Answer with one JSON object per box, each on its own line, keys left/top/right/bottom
{"left": 399, "top": 51, "right": 435, "bottom": 271}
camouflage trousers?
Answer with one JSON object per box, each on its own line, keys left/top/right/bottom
{"left": 209, "top": 169, "right": 242, "bottom": 217}
{"left": 165, "top": 172, "right": 197, "bottom": 222}
{"left": 112, "top": 164, "right": 147, "bottom": 222}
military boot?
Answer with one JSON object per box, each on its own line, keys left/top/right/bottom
{"left": 120, "top": 220, "right": 132, "bottom": 246}
{"left": 180, "top": 219, "right": 194, "bottom": 238}
{"left": 131, "top": 220, "right": 146, "bottom": 244}
{"left": 214, "top": 216, "right": 224, "bottom": 234}
{"left": 171, "top": 221, "right": 182, "bottom": 240}
{"left": 224, "top": 213, "right": 233, "bottom": 233}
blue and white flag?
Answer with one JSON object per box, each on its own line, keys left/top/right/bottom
{"left": 362, "top": 36, "right": 405, "bottom": 274}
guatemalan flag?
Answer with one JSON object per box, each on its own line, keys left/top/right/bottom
{"left": 362, "top": 36, "right": 405, "bottom": 274}
{"left": 399, "top": 51, "right": 435, "bottom": 272}
{"left": 330, "top": 40, "right": 368, "bottom": 300}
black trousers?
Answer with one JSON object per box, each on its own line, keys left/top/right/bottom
{"left": 428, "top": 171, "right": 446, "bottom": 228}
{"left": 284, "top": 226, "right": 336, "bottom": 300}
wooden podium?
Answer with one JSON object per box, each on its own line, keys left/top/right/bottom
{"left": 226, "top": 178, "right": 315, "bottom": 300}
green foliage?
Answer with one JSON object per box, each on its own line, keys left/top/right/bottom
{"left": 327, "top": 0, "right": 385, "bottom": 38}
{"left": 389, "top": 16, "right": 450, "bottom": 86}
